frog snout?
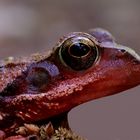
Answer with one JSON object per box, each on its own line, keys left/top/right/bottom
{"left": 123, "top": 46, "right": 140, "bottom": 85}
{"left": 125, "top": 46, "right": 140, "bottom": 71}
{"left": 119, "top": 45, "right": 140, "bottom": 62}
{"left": 114, "top": 45, "right": 140, "bottom": 86}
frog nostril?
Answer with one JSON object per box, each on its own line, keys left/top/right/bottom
{"left": 120, "top": 49, "right": 126, "bottom": 53}
{"left": 117, "top": 45, "right": 140, "bottom": 61}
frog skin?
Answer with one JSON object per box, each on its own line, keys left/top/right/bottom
{"left": 0, "top": 28, "right": 140, "bottom": 136}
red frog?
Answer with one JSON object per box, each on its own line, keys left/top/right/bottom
{"left": 0, "top": 28, "right": 140, "bottom": 138}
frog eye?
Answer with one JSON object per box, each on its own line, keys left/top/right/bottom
{"left": 26, "top": 67, "right": 51, "bottom": 90}
{"left": 59, "top": 35, "right": 99, "bottom": 70}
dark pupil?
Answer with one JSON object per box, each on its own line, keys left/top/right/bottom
{"left": 70, "top": 43, "right": 90, "bottom": 57}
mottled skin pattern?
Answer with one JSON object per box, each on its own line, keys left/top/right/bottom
{"left": 0, "top": 28, "right": 140, "bottom": 137}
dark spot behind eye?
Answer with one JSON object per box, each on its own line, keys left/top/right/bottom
{"left": 1, "top": 61, "right": 60, "bottom": 96}
{"left": 26, "top": 67, "right": 51, "bottom": 90}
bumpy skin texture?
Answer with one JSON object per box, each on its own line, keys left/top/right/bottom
{"left": 0, "top": 28, "right": 140, "bottom": 136}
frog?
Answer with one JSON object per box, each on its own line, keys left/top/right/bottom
{"left": 0, "top": 28, "right": 140, "bottom": 138}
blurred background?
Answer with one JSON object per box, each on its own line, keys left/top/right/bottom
{"left": 0, "top": 0, "right": 139, "bottom": 139}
